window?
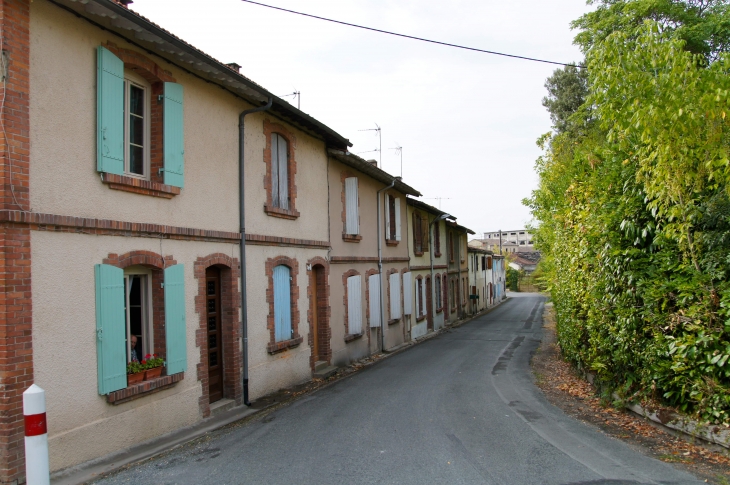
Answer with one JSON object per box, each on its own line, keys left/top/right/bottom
{"left": 347, "top": 274, "right": 363, "bottom": 334}
{"left": 368, "top": 273, "right": 381, "bottom": 328}
{"left": 416, "top": 277, "right": 424, "bottom": 317}
{"left": 385, "top": 194, "right": 401, "bottom": 242}
{"left": 273, "top": 265, "right": 293, "bottom": 341}
{"left": 481, "top": 256, "right": 485, "bottom": 271}
{"left": 435, "top": 275, "right": 442, "bottom": 311}
{"left": 124, "top": 267, "right": 152, "bottom": 361}
{"left": 95, "top": 263, "right": 187, "bottom": 395}
{"left": 344, "top": 177, "right": 359, "bottom": 235}
{"left": 271, "top": 133, "right": 290, "bottom": 210}
{"left": 487, "top": 257, "right": 493, "bottom": 270}
{"left": 123, "top": 72, "right": 150, "bottom": 178}
{"left": 413, "top": 212, "right": 423, "bottom": 253}
{"left": 450, "top": 280, "right": 455, "bottom": 309}
{"left": 462, "top": 278, "right": 467, "bottom": 305}
{"left": 449, "top": 232, "right": 454, "bottom": 263}
{"left": 97, "top": 46, "right": 185, "bottom": 188}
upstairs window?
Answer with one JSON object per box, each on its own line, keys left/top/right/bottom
{"left": 434, "top": 223, "right": 441, "bottom": 255}
{"left": 385, "top": 194, "right": 401, "bottom": 242}
{"left": 124, "top": 72, "right": 150, "bottom": 178}
{"left": 413, "top": 213, "right": 423, "bottom": 253}
{"left": 344, "top": 177, "right": 359, "bottom": 235}
{"left": 271, "top": 133, "right": 290, "bottom": 210}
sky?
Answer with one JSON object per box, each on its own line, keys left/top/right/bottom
{"left": 130, "top": 0, "right": 592, "bottom": 237}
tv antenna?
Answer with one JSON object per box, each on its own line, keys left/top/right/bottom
{"left": 423, "top": 197, "right": 452, "bottom": 209}
{"left": 391, "top": 145, "right": 402, "bottom": 178}
{"left": 280, "top": 90, "right": 300, "bottom": 110}
{"left": 359, "top": 123, "right": 381, "bottom": 168}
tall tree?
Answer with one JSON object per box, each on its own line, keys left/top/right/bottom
{"left": 542, "top": 64, "right": 590, "bottom": 135}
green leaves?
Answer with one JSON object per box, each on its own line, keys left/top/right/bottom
{"left": 529, "top": 4, "right": 730, "bottom": 425}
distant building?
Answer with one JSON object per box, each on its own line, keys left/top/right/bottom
{"left": 474, "top": 229, "right": 534, "bottom": 253}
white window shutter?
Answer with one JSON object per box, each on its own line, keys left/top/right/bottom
{"left": 414, "top": 280, "right": 420, "bottom": 318}
{"left": 345, "top": 177, "right": 359, "bottom": 235}
{"left": 403, "top": 272, "right": 412, "bottom": 315}
{"left": 421, "top": 279, "right": 427, "bottom": 317}
{"left": 384, "top": 194, "right": 391, "bottom": 239}
{"left": 394, "top": 198, "right": 401, "bottom": 241}
{"left": 369, "top": 273, "right": 381, "bottom": 328}
{"left": 347, "top": 275, "right": 362, "bottom": 334}
{"left": 389, "top": 272, "right": 401, "bottom": 320}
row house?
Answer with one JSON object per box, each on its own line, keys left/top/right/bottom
{"left": 0, "top": 0, "right": 503, "bottom": 481}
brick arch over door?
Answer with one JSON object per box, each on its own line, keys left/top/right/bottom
{"left": 194, "top": 253, "right": 242, "bottom": 417}
{"left": 308, "top": 257, "right": 331, "bottom": 369}
{"left": 103, "top": 251, "right": 177, "bottom": 361}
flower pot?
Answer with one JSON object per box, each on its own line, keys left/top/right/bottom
{"left": 127, "top": 371, "right": 145, "bottom": 385}
{"left": 144, "top": 367, "right": 162, "bottom": 380}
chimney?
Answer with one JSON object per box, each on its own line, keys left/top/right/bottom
{"left": 367, "top": 159, "right": 377, "bottom": 167}
{"left": 226, "top": 63, "right": 242, "bottom": 73}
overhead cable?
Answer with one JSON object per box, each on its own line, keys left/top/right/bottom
{"left": 239, "top": 0, "right": 585, "bottom": 68}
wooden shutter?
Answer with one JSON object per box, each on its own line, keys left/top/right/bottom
{"left": 273, "top": 265, "right": 292, "bottom": 341}
{"left": 97, "top": 46, "right": 125, "bottom": 175}
{"left": 95, "top": 264, "right": 127, "bottom": 395}
{"left": 389, "top": 272, "right": 401, "bottom": 320}
{"left": 384, "top": 194, "right": 391, "bottom": 239}
{"left": 394, "top": 198, "right": 401, "bottom": 241}
{"left": 434, "top": 224, "right": 440, "bottom": 254}
{"left": 277, "top": 135, "right": 289, "bottom": 209}
{"left": 422, "top": 217, "right": 429, "bottom": 252}
{"left": 347, "top": 275, "right": 362, "bottom": 334}
{"left": 368, "top": 273, "right": 381, "bottom": 328}
{"left": 271, "top": 134, "right": 280, "bottom": 207}
{"left": 403, "top": 272, "right": 412, "bottom": 315}
{"left": 414, "top": 214, "right": 422, "bottom": 253}
{"left": 163, "top": 82, "right": 185, "bottom": 188}
{"left": 165, "top": 264, "right": 188, "bottom": 375}
{"left": 421, "top": 278, "right": 427, "bottom": 316}
{"left": 345, "top": 177, "right": 359, "bottom": 235}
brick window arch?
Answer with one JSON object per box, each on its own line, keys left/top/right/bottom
{"left": 265, "top": 256, "right": 302, "bottom": 353}
{"left": 263, "top": 120, "right": 300, "bottom": 220}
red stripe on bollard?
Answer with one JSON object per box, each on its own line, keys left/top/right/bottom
{"left": 24, "top": 413, "right": 47, "bottom": 437}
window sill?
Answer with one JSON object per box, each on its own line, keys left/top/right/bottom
{"left": 344, "top": 332, "right": 363, "bottom": 343}
{"left": 342, "top": 234, "right": 362, "bottom": 243}
{"left": 264, "top": 205, "right": 300, "bottom": 220}
{"left": 414, "top": 251, "right": 424, "bottom": 257}
{"left": 385, "top": 239, "right": 399, "bottom": 247}
{"left": 107, "top": 372, "right": 184, "bottom": 405}
{"left": 434, "top": 252, "right": 442, "bottom": 258}
{"left": 388, "top": 318, "right": 400, "bottom": 326}
{"left": 267, "top": 335, "right": 303, "bottom": 354}
{"left": 101, "top": 173, "right": 180, "bottom": 199}
{"left": 436, "top": 308, "right": 443, "bottom": 314}
{"left": 416, "top": 315, "right": 426, "bottom": 322}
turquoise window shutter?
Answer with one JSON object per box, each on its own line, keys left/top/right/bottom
{"left": 95, "top": 264, "right": 127, "bottom": 395}
{"left": 163, "top": 82, "right": 185, "bottom": 188}
{"left": 97, "top": 46, "right": 125, "bottom": 175}
{"left": 164, "top": 264, "right": 187, "bottom": 374}
{"left": 273, "top": 265, "right": 292, "bottom": 342}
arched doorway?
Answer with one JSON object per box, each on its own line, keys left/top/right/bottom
{"left": 206, "top": 266, "right": 223, "bottom": 403}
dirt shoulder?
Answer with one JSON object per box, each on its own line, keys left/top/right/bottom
{"left": 531, "top": 304, "right": 730, "bottom": 484}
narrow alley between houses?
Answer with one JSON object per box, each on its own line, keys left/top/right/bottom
{"left": 90, "top": 295, "right": 702, "bottom": 485}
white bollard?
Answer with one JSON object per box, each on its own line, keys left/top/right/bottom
{"left": 23, "top": 384, "right": 50, "bottom": 485}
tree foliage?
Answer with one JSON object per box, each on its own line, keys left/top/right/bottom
{"left": 527, "top": 0, "right": 730, "bottom": 423}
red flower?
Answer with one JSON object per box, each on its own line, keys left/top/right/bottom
{"left": 141, "top": 360, "right": 147, "bottom": 365}
{"left": 145, "top": 354, "right": 152, "bottom": 359}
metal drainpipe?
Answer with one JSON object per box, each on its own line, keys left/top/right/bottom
{"left": 377, "top": 177, "right": 397, "bottom": 353}
{"left": 239, "top": 98, "right": 273, "bottom": 406}
{"left": 457, "top": 230, "right": 463, "bottom": 320}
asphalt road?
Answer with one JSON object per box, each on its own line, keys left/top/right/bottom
{"left": 93, "top": 294, "right": 703, "bottom": 485}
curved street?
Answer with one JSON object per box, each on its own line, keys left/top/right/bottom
{"left": 94, "top": 294, "right": 703, "bottom": 485}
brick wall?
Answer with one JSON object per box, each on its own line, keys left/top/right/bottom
{"left": 0, "top": 2, "right": 32, "bottom": 481}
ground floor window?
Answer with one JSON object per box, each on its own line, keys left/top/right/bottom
{"left": 125, "top": 268, "right": 153, "bottom": 362}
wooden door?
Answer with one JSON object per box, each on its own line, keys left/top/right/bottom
{"left": 426, "top": 277, "right": 433, "bottom": 331}
{"left": 312, "top": 267, "right": 320, "bottom": 361}
{"left": 206, "top": 267, "right": 223, "bottom": 403}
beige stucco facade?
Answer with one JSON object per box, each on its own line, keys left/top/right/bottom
{"left": 327, "top": 157, "right": 412, "bottom": 364}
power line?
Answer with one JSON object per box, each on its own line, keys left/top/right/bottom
{"left": 239, "top": 0, "right": 585, "bottom": 68}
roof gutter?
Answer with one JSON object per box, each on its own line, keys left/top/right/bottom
{"left": 240, "top": 98, "right": 273, "bottom": 406}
